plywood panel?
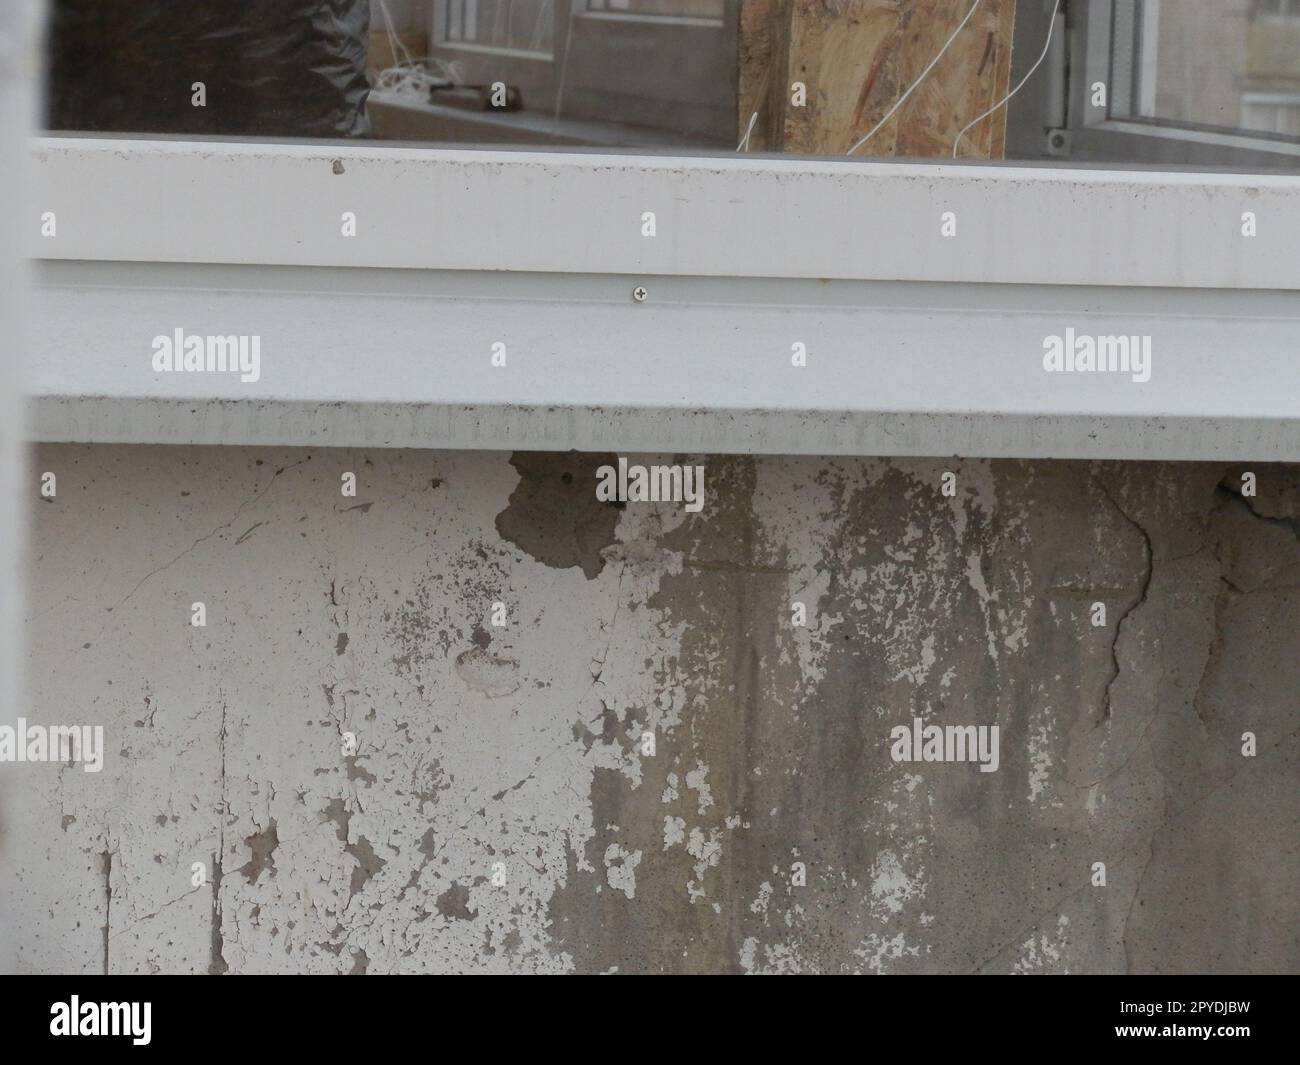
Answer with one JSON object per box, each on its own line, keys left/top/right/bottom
{"left": 737, "top": 0, "right": 792, "bottom": 151}
{"left": 740, "top": 0, "right": 1017, "bottom": 159}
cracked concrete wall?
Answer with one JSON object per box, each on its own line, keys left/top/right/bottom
{"left": 4, "top": 444, "right": 1298, "bottom": 974}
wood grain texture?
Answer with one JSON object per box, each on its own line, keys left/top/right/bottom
{"left": 737, "top": 0, "right": 793, "bottom": 151}
{"left": 739, "top": 0, "right": 1017, "bottom": 159}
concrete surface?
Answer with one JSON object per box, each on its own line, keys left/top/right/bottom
{"left": 4, "top": 445, "right": 1298, "bottom": 973}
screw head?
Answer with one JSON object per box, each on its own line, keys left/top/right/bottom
{"left": 632, "top": 285, "right": 648, "bottom": 303}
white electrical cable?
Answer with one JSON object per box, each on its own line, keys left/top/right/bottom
{"left": 952, "top": 0, "right": 1062, "bottom": 158}
{"left": 373, "top": 0, "right": 464, "bottom": 101}
{"left": 377, "top": 0, "right": 414, "bottom": 67}
{"left": 551, "top": 7, "right": 577, "bottom": 130}
{"left": 846, "top": 0, "right": 984, "bottom": 156}
{"left": 531, "top": 0, "right": 554, "bottom": 53}
{"left": 553, "top": 2, "right": 578, "bottom": 130}
{"left": 737, "top": 110, "right": 758, "bottom": 152}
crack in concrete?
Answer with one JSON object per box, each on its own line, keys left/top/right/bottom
{"left": 111, "top": 886, "right": 206, "bottom": 938}
{"left": 1071, "top": 691, "right": 1162, "bottom": 791}
{"left": 1192, "top": 581, "right": 1232, "bottom": 731}
{"left": 1192, "top": 481, "right": 1300, "bottom": 727}
{"left": 589, "top": 563, "right": 627, "bottom": 685}
{"left": 1067, "top": 476, "right": 1160, "bottom": 791}
{"left": 1218, "top": 479, "right": 1300, "bottom": 541}
{"left": 1116, "top": 720, "right": 1300, "bottom": 972}
{"left": 1120, "top": 836, "right": 1158, "bottom": 975}
{"left": 235, "top": 520, "right": 268, "bottom": 545}
{"left": 974, "top": 719, "right": 1300, "bottom": 975}
{"left": 482, "top": 564, "right": 632, "bottom": 803}
{"left": 210, "top": 695, "right": 229, "bottom": 975}
{"left": 110, "top": 458, "right": 310, "bottom": 612}
{"left": 964, "top": 846, "right": 1146, "bottom": 974}
{"left": 491, "top": 733, "right": 581, "bottom": 802}
{"left": 1093, "top": 477, "right": 1154, "bottom": 726}
{"left": 101, "top": 847, "right": 112, "bottom": 975}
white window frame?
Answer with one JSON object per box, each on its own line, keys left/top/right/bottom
{"left": 1062, "top": 0, "right": 1300, "bottom": 166}
{"left": 1253, "top": 0, "right": 1300, "bottom": 22}
{"left": 435, "top": 0, "right": 557, "bottom": 59}
{"left": 28, "top": 137, "right": 1300, "bottom": 288}
{"left": 25, "top": 136, "right": 1300, "bottom": 462}
{"left": 1241, "top": 93, "right": 1300, "bottom": 136}
{"left": 583, "top": 1, "right": 725, "bottom": 26}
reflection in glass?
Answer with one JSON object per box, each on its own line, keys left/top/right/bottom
{"left": 41, "top": 1, "right": 1300, "bottom": 171}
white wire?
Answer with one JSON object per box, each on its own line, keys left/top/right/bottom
{"left": 737, "top": 110, "right": 758, "bottom": 152}
{"left": 846, "top": 0, "right": 984, "bottom": 156}
{"left": 377, "top": 0, "right": 413, "bottom": 67}
{"left": 373, "top": 0, "right": 463, "bottom": 101}
{"left": 553, "top": 3, "right": 578, "bottom": 130}
{"left": 373, "top": 58, "right": 464, "bottom": 100}
{"left": 531, "top": 0, "right": 554, "bottom": 54}
{"left": 953, "top": 0, "right": 1061, "bottom": 158}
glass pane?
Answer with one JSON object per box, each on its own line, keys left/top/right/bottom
{"left": 39, "top": 0, "right": 1300, "bottom": 172}
{"left": 1137, "top": 0, "right": 1300, "bottom": 138}
{"left": 445, "top": 1, "right": 555, "bottom": 54}
{"left": 587, "top": 1, "right": 725, "bottom": 17}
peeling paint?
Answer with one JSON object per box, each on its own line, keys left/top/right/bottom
{"left": 7, "top": 447, "right": 1299, "bottom": 974}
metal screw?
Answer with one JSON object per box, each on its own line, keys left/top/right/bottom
{"left": 632, "top": 285, "right": 648, "bottom": 303}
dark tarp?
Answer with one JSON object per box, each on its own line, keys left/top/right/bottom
{"left": 46, "top": 1, "right": 371, "bottom": 137}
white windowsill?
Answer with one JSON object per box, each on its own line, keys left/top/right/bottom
{"left": 25, "top": 138, "right": 1300, "bottom": 459}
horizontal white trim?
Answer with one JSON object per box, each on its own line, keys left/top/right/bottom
{"left": 1242, "top": 93, "right": 1300, "bottom": 106}
{"left": 426, "top": 39, "right": 554, "bottom": 59}
{"left": 577, "top": 11, "right": 725, "bottom": 27}
{"left": 28, "top": 261, "right": 1300, "bottom": 460}
{"left": 30, "top": 137, "right": 1300, "bottom": 290}
{"left": 1086, "top": 118, "right": 1300, "bottom": 159}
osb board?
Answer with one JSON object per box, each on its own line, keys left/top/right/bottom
{"left": 737, "top": 0, "right": 792, "bottom": 151}
{"left": 740, "top": 0, "right": 1017, "bottom": 160}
